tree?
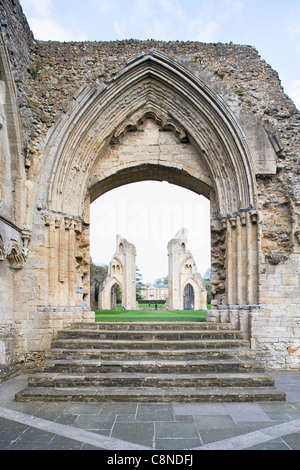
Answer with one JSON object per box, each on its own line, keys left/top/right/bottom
{"left": 203, "top": 268, "right": 211, "bottom": 305}
{"left": 203, "top": 268, "right": 211, "bottom": 280}
{"left": 95, "top": 263, "right": 108, "bottom": 276}
{"left": 90, "top": 258, "right": 108, "bottom": 304}
{"left": 136, "top": 266, "right": 144, "bottom": 303}
{"left": 90, "top": 258, "right": 108, "bottom": 278}
{"left": 154, "top": 276, "right": 168, "bottom": 286}
{"left": 112, "top": 283, "right": 122, "bottom": 303}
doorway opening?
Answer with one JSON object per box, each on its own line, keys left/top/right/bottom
{"left": 183, "top": 283, "right": 194, "bottom": 310}
{"left": 90, "top": 180, "right": 211, "bottom": 312}
{"left": 111, "top": 283, "right": 122, "bottom": 310}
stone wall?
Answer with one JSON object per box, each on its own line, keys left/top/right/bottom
{"left": 0, "top": 0, "right": 300, "bottom": 373}
{"left": 98, "top": 235, "right": 138, "bottom": 310}
{"left": 0, "top": 0, "right": 34, "bottom": 376}
{"left": 10, "top": 32, "right": 300, "bottom": 271}
{"left": 167, "top": 229, "right": 207, "bottom": 311}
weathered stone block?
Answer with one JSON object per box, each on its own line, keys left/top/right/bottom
{"left": 1, "top": 0, "right": 300, "bottom": 372}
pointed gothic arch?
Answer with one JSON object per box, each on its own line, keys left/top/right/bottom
{"left": 183, "top": 283, "right": 195, "bottom": 310}
{"left": 33, "top": 49, "right": 279, "bottom": 336}
{"left": 38, "top": 50, "right": 261, "bottom": 218}
{"left": 97, "top": 235, "right": 137, "bottom": 310}
{"left": 1, "top": 0, "right": 299, "bottom": 373}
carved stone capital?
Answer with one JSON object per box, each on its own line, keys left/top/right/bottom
{"left": 219, "top": 217, "right": 228, "bottom": 231}
{"left": 42, "top": 211, "right": 80, "bottom": 232}
{"left": 64, "top": 217, "right": 74, "bottom": 231}
{"left": 74, "top": 220, "right": 82, "bottom": 234}
{"left": 6, "top": 239, "right": 27, "bottom": 267}
{"left": 55, "top": 216, "right": 63, "bottom": 229}
{"left": 249, "top": 211, "right": 259, "bottom": 225}
{"left": 0, "top": 223, "right": 31, "bottom": 268}
{"left": 239, "top": 213, "right": 247, "bottom": 226}
{"left": 0, "top": 234, "right": 30, "bottom": 268}
{"left": 0, "top": 233, "right": 6, "bottom": 261}
{"left": 43, "top": 212, "right": 55, "bottom": 227}
{"left": 294, "top": 229, "right": 300, "bottom": 244}
{"left": 265, "top": 250, "right": 289, "bottom": 265}
{"left": 229, "top": 215, "right": 237, "bottom": 228}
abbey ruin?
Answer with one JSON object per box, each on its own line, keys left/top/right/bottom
{"left": 96, "top": 229, "right": 207, "bottom": 311}
{"left": 166, "top": 229, "right": 207, "bottom": 311}
{"left": 1, "top": 0, "right": 300, "bottom": 380}
{"left": 98, "top": 235, "right": 138, "bottom": 311}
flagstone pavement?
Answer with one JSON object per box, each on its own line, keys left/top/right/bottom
{"left": 0, "top": 371, "right": 300, "bottom": 450}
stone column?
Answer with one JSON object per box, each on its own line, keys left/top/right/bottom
{"left": 58, "top": 217, "right": 66, "bottom": 285}
{"left": 248, "top": 211, "right": 259, "bottom": 304}
{"left": 65, "top": 217, "right": 76, "bottom": 306}
{"left": 236, "top": 212, "right": 248, "bottom": 305}
{"left": 45, "top": 213, "right": 57, "bottom": 305}
{"left": 228, "top": 215, "right": 237, "bottom": 304}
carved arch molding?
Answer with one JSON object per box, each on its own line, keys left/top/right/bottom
{"left": 0, "top": 218, "right": 31, "bottom": 268}
{"left": 35, "top": 50, "right": 278, "bottom": 307}
{"left": 39, "top": 49, "right": 265, "bottom": 218}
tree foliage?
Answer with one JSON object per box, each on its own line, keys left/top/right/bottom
{"left": 136, "top": 266, "right": 144, "bottom": 303}
{"left": 90, "top": 258, "right": 108, "bottom": 279}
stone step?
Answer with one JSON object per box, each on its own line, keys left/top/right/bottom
{"left": 57, "top": 329, "right": 245, "bottom": 341}
{"left": 71, "top": 322, "right": 233, "bottom": 331}
{"left": 44, "top": 347, "right": 256, "bottom": 362}
{"left": 27, "top": 372, "right": 275, "bottom": 389}
{"left": 39, "top": 358, "right": 264, "bottom": 374}
{"left": 15, "top": 321, "right": 286, "bottom": 404}
{"left": 51, "top": 338, "right": 250, "bottom": 350}
{"left": 15, "top": 385, "right": 286, "bottom": 403}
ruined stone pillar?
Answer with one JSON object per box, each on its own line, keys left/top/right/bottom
{"left": 226, "top": 216, "right": 235, "bottom": 304}
{"left": 248, "top": 211, "right": 259, "bottom": 305}
{"left": 65, "top": 217, "right": 76, "bottom": 306}
{"left": 98, "top": 235, "right": 137, "bottom": 311}
{"left": 45, "top": 213, "right": 57, "bottom": 304}
{"left": 167, "top": 229, "right": 207, "bottom": 311}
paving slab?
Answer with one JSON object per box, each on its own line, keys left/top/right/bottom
{"left": 194, "top": 415, "right": 237, "bottom": 430}
{"left": 110, "top": 421, "right": 154, "bottom": 447}
{"left": 136, "top": 403, "right": 174, "bottom": 421}
{"left": 155, "top": 438, "right": 202, "bottom": 450}
{"left": 281, "top": 432, "right": 300, "bottom": 450}
{"left": 173, "top": 403, "right": 228, "bottom": 415}
{"left": 0, "top": 371, "right": 300, "bottom": 450}
{"left": 155, "top": 421, "right": 200, "bottom": 439}
{"left": 223, "top": 403, "right": 273, "bottom": 422}
{"left": 247, "top": 438, "right": 291, "bottom": 450}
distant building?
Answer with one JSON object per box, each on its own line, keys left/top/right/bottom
{"left": 140, "top": 283, "right": 168, "bottom": 302}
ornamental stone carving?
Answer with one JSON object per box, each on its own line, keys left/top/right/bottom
{"left": 0, "top": 220, "right": 31, "bottom": 268}
{"left": 1, "top": 0, "right": 300, "bottom": 374}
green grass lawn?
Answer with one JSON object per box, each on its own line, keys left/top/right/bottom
{"left": 94, "top": 308, "right": 207, "bottom": 322}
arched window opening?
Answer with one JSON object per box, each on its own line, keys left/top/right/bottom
{"left": 183, "top": 283, "right": 194, "bottom": 310}
{"left": 111, "top": 283, "right": 122, "bottom": 310}
{"left": 90, "top": 180, "right": 211, "bottom": 313}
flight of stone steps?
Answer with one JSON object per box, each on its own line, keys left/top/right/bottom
{"left": 15, "top": 322, "right": 286, "bottom": 403}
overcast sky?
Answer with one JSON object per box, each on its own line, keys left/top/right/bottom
{"left": 19, "top": 0, "right": 300, "bottom": 282}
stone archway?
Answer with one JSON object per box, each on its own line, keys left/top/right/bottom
{"left": 110, "top": 283, "right": 121, "bottom": 310}
{"left": 2, "top": 1, "right": 300, "bottom": 374}
{"left": 3, "top": 42, "right": 290, "bottom": 371}
{"left": 98, "top": 235, "right": 137, "bottom": 310}
{"left": 167, "top": 228, "right": 207, "bottom": 311}
{"left": 41, "top": 50, "right": 261, "bottom": 218}
{"left": 32, "top": 49, "right": 275, "bottom": 339}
